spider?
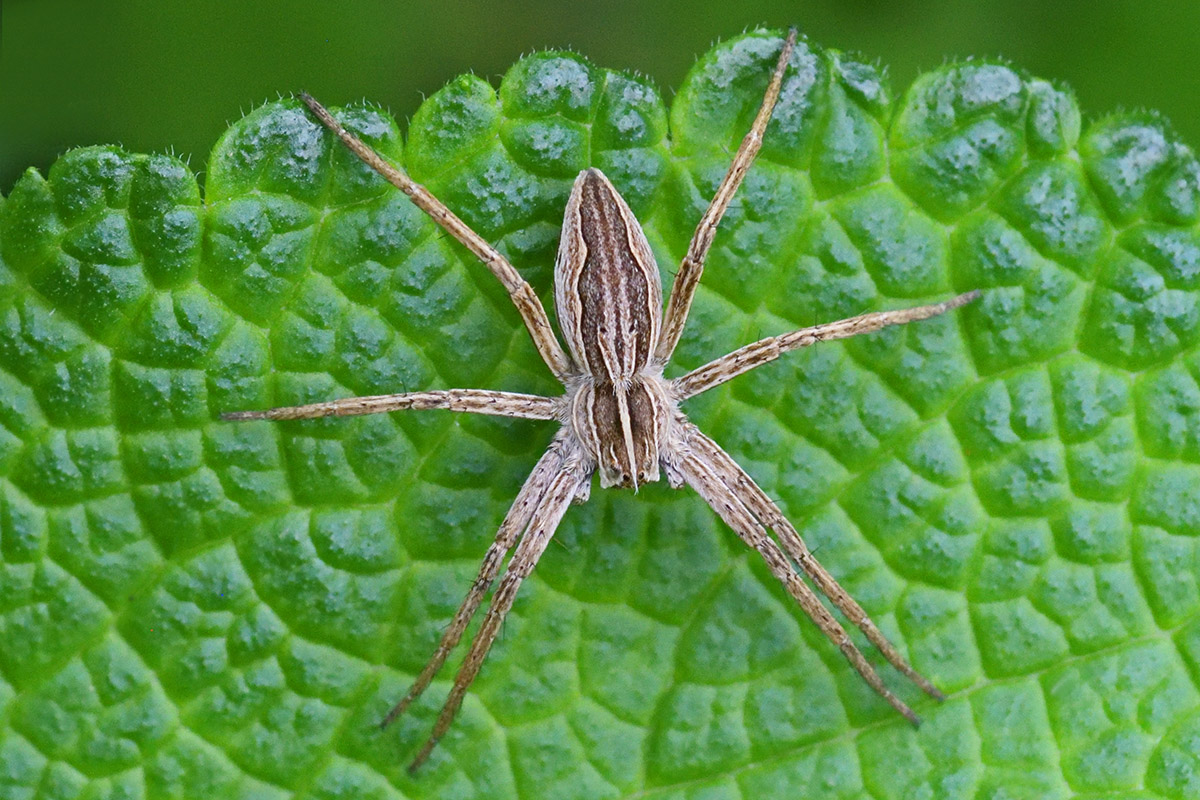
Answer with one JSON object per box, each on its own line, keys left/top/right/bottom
{"left": 224, "top": 29, "right": 978, "bottom": 771}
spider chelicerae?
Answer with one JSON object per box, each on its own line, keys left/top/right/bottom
{"left": 225, "top": 29, "right": 978, "bottom": 771}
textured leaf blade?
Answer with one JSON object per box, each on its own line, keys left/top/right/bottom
{"left": 2, "top": 28, "right": 1200, "bottom": 800}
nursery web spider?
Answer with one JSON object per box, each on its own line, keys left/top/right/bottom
{"left": 225, "top": 29, "right": 978, "bottom": 771}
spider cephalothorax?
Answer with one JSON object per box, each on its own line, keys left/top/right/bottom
{"left": 225, "top": 29, "right": 978, "bottom": 772}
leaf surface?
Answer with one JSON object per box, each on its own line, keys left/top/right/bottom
{"left": 2, "top": 30, "right": 1200, "bottom": 800}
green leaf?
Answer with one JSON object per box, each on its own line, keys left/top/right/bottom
{"left": 2, "top": 28, "right": 1200, "bottom": 800}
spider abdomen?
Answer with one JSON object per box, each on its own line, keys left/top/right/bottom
{"left": 555, "top": 168, "right": 664, "bottom": 381}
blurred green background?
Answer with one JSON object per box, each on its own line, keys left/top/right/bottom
{"left": 3, "top": 0, "right": 1199, "bottom": 193}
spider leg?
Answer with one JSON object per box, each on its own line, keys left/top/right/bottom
{"left": 655, "top": 28, "right": 797, "bottom": 364}
{"left": 380, "top": 431, "right": 573, "bottom": 730}
{"left": 221, "top": 388, "right": 557, "bottom": 422}
{"left": 300, "top": 94, "right": 574, "bottom": 382}
{"left": 678, "top": 445, "right": 920, "bottom": 725}
{"left": 674, "top": 291, "right": 979, "bottom": 400}
{"left": 408, "top": 453, "right": 588, "bottom": 772}
{"left": 685, "top": 424, "right": 943, "bottom": 700}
